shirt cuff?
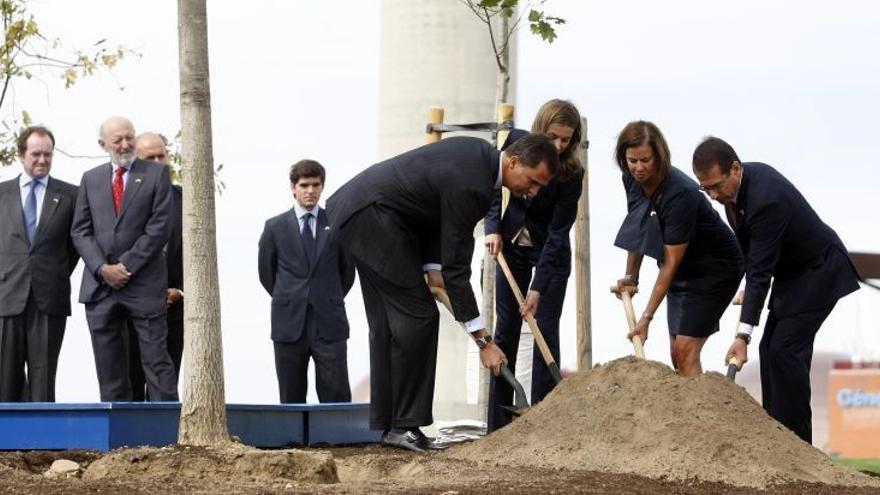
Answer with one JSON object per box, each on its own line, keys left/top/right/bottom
{"left": 422, "top": 263, "right": 442, "bottom": 271}
{"left": 737, "top": 323, "right": 755, "bottom": 336}
{"left": 463, "top": 316, "right": 484, "bottom": 334}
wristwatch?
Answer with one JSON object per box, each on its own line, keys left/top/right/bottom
{"left": 473, "top": 335, "right": 492, "bottom": 349}
{"left": 735, "top": 332, "right": 751, "bottom": 345}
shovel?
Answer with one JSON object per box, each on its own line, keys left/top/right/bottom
{"left": 609, "top": 285, "right": 646, "bottom": 359}
{"left": 429, "top": 286, "right": 529, "bottom": 415}
{"left": 495, "top": 252, "right": 563, "bottom": 384}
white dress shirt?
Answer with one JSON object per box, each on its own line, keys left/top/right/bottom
{"left": 292, "top": 202, "right": 319, "bottom": 234}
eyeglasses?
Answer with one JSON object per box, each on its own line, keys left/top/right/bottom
{"left": 699, "top": 174, "right": 732, "bottom": 193}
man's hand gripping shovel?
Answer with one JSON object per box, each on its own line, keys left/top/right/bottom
{"left": 429, "top": 286, "right": 530, "bottom": 416}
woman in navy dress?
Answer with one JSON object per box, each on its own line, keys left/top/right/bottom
{"left": 484, "top": 99, "right": 584, "bottom": 431}
{"left": 613, "top": 121, "right": 743, "bottom": 376}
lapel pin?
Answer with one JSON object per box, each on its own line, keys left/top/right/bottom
{"left": 324, "top": 226, "right": 331, "bottom": 231}
{"left": 135, "top": 178, "right": 142, "bottom": 183}
{"left": 53, "top": 197, "right": 59, "bottom": 203}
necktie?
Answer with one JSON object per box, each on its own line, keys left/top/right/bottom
{"left": 727, "top": 202, "right": 743, "bottom": 229}
{"left": 23, "top": 181, "right": 39, "bottom": 244}
{"left": 113, "top": 167, "right": 126, "bottom": 215}
{"left": 302, "top": 213, "right": 315, "bottom": 263}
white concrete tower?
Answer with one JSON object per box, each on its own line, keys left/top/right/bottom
{"left": 379, "top": 0, "right": 514, "bottom": 158}
{"left": 378, "top": 0, "right": 517, "bottom": 426}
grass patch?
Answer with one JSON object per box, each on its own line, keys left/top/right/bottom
{"left": 837, "top": 458, "right": 880, "bottom": 475}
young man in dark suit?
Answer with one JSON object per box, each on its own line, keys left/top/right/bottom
{"left": 71, "top": 116, "right": 178, "bottom": 402}
{"left": 326, "top": 133, "right": 559, "bottom": 452}
{"left": 0, "top": 126, "right": 79, "bottom": 402}
{"left": 258, "top": 160, "right": 354, "bottom": 403}
{"left": 692, "top": 136, "right": 859, "bottom": 443}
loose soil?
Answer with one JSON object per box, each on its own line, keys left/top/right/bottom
{"left": 1, "top": 357, "right": 878, "bottom": 494}
{"left": 449, "top": 357, "right": 878, "bottom": 489}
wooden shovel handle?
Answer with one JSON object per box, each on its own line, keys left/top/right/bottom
{"left": 496, "top": 253, "right": 560, "bottom": 374}
{"left": 610, "top": 285, "right": 646, "bottom": 359}
{"left": 726, "top": 303, "right": 743, "bottom": 380}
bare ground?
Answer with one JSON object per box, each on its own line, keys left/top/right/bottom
{"left": 0, "top": 446, "right": 879, "bottom": 494}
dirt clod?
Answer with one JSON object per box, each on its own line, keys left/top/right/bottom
{"left": 82, "top": 445, "right": 338, "bottom": 484}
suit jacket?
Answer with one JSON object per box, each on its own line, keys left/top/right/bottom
{"left": 326, "top": 136, "right": 500, "bottom": 322}
{"left": 0, "top": 176, "right": 79, "bottom": 317}
{"left": 166, "top": 185, "right": 184, "bottom": 323}
{"left": 71, "top": 158, "right": 172, "bottom": 317}
{"left": 733, "top": 162, "right": 859, "bottom": 325}
{"left": 258, "top": 207, "right": 354, "bottom": 343}
{"left": 484, "top": 129, "right": 583, "bottom": 293}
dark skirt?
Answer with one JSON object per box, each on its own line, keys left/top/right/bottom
{"left": 666, "top": 263, "right": 742, "bottom": 338}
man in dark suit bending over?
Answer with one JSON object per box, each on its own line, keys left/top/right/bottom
{"left": 0, "top": 126, "right": 78, "bottom": 401}
{"left": 327, "top": 133, "right": 559, "bottom": 452}
{"left": 259, "top": 159, "right": 354, "bottom": 403}
{"left": 692, "top": 136, "right": 859, "bottom": 443}
{"left": 71, "top": 116, "right": 178, "bottom": 402}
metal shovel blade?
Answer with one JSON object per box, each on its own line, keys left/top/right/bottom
{"left": 499, "top": 366, "right": 530, "bottom": 416}
{"left": 726, "top": 363, "right": 738, "bottom": 381}
{"left": 726, "top": 357, "right": 740, "bottom": 381}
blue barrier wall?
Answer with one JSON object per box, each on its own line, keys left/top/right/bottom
{"left": 0, "top": 402, "right": 379, "bottom": 451}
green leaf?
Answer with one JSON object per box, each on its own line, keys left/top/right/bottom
{"left": 527, "top": 9, "right": 564, "bottom": 44}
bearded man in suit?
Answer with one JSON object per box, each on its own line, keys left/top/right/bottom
{"left": 71, "top": 116, "right": 178, "bottom": 402}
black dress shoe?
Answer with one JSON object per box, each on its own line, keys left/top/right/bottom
{"left": 409, "top": 428, "right": 448, "bottom": 451}
{"left": 381, "top": 429, "right": 426, "bottom": 453}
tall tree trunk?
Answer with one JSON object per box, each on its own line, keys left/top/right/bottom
{"left": 176, "top": 0, "right": 230, "bottom": 446}
{"left": 493, "top": 13, "right": 510, "bottom": 109}
{"left": 479, "top": 11, "right": 511, "bottom": 421}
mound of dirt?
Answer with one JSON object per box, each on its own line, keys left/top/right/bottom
{"left": 83, "top": 445, "right": 338, "bottom": 484}
{"left": 447, "top": 357, "right": 878, "bottom": 489}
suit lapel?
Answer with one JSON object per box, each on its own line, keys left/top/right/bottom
{"left": 1, "top": 179, "right": 28, "bottom": 246}
{"left": 313, "top": 208, "right": 329, "bottom": 267}
{"left": 732, "top": 165, "right": 751, "bottom": 235}
{"left": 116, "top": 160, "right": 145, "bottom": 224}
{"left": 31, "top": 176, "right": 62, "bottom": 247}
{"left": 97, "top": 163, "right": 116, "bottom": 225}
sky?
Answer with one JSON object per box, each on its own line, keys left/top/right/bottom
{"left": 2, "top": 0, "right": 879, "bottom": 404}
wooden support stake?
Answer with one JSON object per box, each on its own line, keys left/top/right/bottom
{"left": 575, "top": 117, "right": 592, "bottom": 370}
{"left": 426, "top": 106, "right": 444, "bottom": 143}
{"left": 497, "top": 252, "right": 562, "bottom": 383}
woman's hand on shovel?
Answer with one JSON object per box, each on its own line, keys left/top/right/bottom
{"left": 627, "top": 315, "right": 650, "bottom": 344}
{"left": 613, "top": 277, "right": 638, "bottom": 300}
{"left": 484, "top": 234, "right": 503, "bottom": 257}
{"left": 520, "top": 290, "right": 541, "bottom": 318}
